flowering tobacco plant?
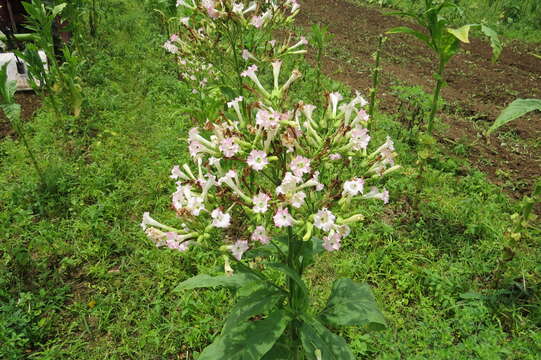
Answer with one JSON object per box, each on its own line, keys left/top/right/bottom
{"left": 141, "top": 58, "right": 399, "bottom": 358}
{"left": 163, "top": 0, "right": 306, "bottom": 100}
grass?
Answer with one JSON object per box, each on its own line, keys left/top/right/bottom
{"left": 1, "top": 0, "right": 540, "bottom": 359}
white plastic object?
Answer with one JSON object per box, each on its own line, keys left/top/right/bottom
{"left": 0, "top": 51, "right": 48, "bottom": 91}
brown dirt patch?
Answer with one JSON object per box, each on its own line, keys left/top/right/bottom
{"left": 297, "top": 0, "right": 541, "bottom": 198}
{"left": 0, "top": 92, "right": 42, "bottom": 138}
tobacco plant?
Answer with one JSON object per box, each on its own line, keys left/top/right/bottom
{"left": 142, "top": 60, "right": 399, "bottom": 358}
{"left": 162, "top": 0, "right": 306, "bottom": 121}
{"left": 387, "top": 0, "right": 502, "bottom": 134}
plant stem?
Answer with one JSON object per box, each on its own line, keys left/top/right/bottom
{"left": 427, "top": 58, "right": 445, "bottom": 134}
{"left": 368, "top": 35, "right": 385, "bottom": 132}
{"left": 287, "top": 227, "right": 304, "bottom": 360}
{"left": 12, "top": 119, "right": 46, "bottom": 188}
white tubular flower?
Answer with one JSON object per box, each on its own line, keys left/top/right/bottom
{"left": 274, "top": 207, "right": 295, "bottom": 228}
{"left": 141, "top": 212, "right": 174, "bottom": 231}
{"left": 271, "top": 60, "right": 282, "bottom": 90}
{"left": 342, "top": 178, "right": 365, "bottom": 197}
{"left": 219, "top": 137, "right": 240, "bottom": 158}
{"left": 281, "top": 69, "right": 302, "bottom": 93}
{"left": 288, "top": 36, "right": 308, "bottom": 52}
{"left": 314, "top": 208, "right": 336, "bottom": 232}
{"left": 241, "top": 65, "right": 270, "bottom": 97}
{"left": 289, "top": 156, "right": 311, "bottom": 177}
{"left": 170, "top": 165, "right": 190, "bottom": 181}
{"left": 328, "top": 92, "right": 343, "bottom": 118}
{"left": 243, "top": 2, "right": 257, "bottom": 15}
{"left": 211, "top": 208, "right": 231, "bottom": 228}
{"left": 363, "top": 187, "right": 390, "bottom": 204}
{"left": 247, "top": 150, "right": 269, "bottom": 171}
{"left": 252, "top": 192, "right": 270, "bottom": 213}
{"left": 276, "top": 172, "right": 302, "bottom": 195}
{"left": 242, "top": 49, "right": 257, "bottom": 62}
{"left": 176, "top": 0, "right": 195, "bottom": 8}
{"left": 323, "top": 233, "right": 341, "bottom": 252}
{"left": 290, "top": 191, "right": 306, "bottom": 208}
{"left": 227, "top": 96, "right": 244, "bottom": 124}
{"left": 251, "top": 226, "right": 270, "bottom": 244}
{"left": 232, "top": 2, "right": 244, "bottom": 15}
{"left": 230, "top": 240, "right": 249, "bottom": 260}
{"left": 349, "top": 125, "right": 371, "bottom": 151}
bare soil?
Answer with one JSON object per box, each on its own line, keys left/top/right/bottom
{"left": 0, "top": 92, "right": 42, "bottom": 138}
{"left": 297, "top": 0, "right": 541, "bottom": 198}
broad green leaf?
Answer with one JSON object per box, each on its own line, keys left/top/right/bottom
{"left": 487, "top": 99, "right": 541, "bottom": 135}
{"left": 199, "top": 310, "right": 291, "bottom": 360}
{"left": 299, "top": 316, "right": 355, "bottom": 360}
{"left": 222, "top": 283, "right": 285, "bottom": 333}
{"left": 480, "top": 25, "right": 502, "bottom": 62}
{"left": 174, "top": 273, "right": 258, "bottom": 291}
{"left": 386, "top": 26, "right": 430, "bottom": 46}
{"left": 261, "top": 334, "right": 290, "bottom": 360}
{"left": 0, "top": 63, "right": 16, "bottom": 104}
{"left": 319, "top": 279, "right": 386, "bottom": 331}
{"left": 52, "top": 3, "right": 67, "bottom": 17}
{"left": 0, "top": 104, "right": 22, "bottom": 122}
{"left": 300, "top": 237, "right": 324, "bottom": 268}
{"left": 447, "top": 25, "right": 470, "bottom": 43}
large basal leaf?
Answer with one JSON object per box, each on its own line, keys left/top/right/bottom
{"left": 174, "top": 273, "right": 258, "bottom": 292}
{"left": 198, "top": 310, "right": 291, "bottom": 360}
{"left": 319, "top": 279, "right": 386, "bottom": 331}
{"left": 299, "top": 316, "right": 355, "bottom": 360}
{"left": 222, "top": 283, "right": 285, "bottom": 333}
{"left": 260, "top": 334, "right": 290, "bottom": 360}
{"left": 487, "top": 99, "right": 541, "bottom": 135}
{"left": 480, "top": 25, "right": 502, "bottom": 62}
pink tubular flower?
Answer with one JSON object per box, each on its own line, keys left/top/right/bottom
{"left": 247, "top": 150, "right": 269, "bottom": 171}
{"left": 276, "top": 172, "right": 302, "bottom": 195}
{"left": 163, "top": 40, "right": 179, "bottom": 54}
{"left": 363, "top": 187, "right": 390, "bottom": 204}
{"left": 251, "top": 226, "right": 270, "bottom": 244}
{"left": 241, "top": 64, "right": 258, "bottom": 78}
{"left": 323, "top": 233, "right": 341, "bottom": 252}
{"left": 252, "top": 192, "right": 270, "bottom": 213}
{"left": 219, "top": 137, "right": 240, "bottom": 158}
{"left": 250, "top": 15, "right": 264, "bottom": 28}
{"left": 230, "top": 240, "right": 249, "bottom": 260}
{"left": 255, "top": 109, "right": 279, "bottom": 130}
{"left": 343, "top": 178, "right": 365, "bottom": 196}
{"left": 290, "top": 191, "right": 306, "bottom": 208}
{"left": 289, "top": 155, "right": 311, "bottom": 177}
{"left": 314, "top": 208, "right": 336, "bottom": 232}
{"left": 274, "top": 208, "right": 294, "bottom": 228}
{"left": 329, "top": 153, "right": 342, "bottom": 161}
{"left": 211, "top": 208, "right": 231, "bottom": 228}
{"left": 350, "top": 126, "right": 371, "bottom": 151}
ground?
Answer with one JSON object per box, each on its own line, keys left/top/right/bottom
{"left": 297, "top": 0, "right": 541, "bottom": 198}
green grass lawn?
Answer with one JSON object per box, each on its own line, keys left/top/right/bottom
{"left": 1, "top": 0, "right": 540, "bottom": 359}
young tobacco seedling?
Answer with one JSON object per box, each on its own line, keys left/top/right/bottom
{"left": 386, "top": 0, "right": 502, "bottom": 134}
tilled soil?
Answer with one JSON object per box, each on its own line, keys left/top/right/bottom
{"left": 297, "top": 0, "right": 541, "bottom": 198}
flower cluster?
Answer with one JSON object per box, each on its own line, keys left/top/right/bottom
{"left": 142, "top": 60, "right": 399, "bottom": 260}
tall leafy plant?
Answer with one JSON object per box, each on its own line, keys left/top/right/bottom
{"left": 0, "top": 63, "right": 45, "bottom": 188}
{"left": 387, "top": 0, "right": 502, "bottom": 133}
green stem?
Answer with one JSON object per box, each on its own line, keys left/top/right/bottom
{"left": 427, "top": 58, "right": 445, "bottom": 134}
{"left": 12, "top": 119, "right": 46, "bottom": 188}
{"left": 287, "top": 228, "right": 304, "bottom": 360}
{"left": 368, "top": 35, "right": 384, "bottom": 132}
